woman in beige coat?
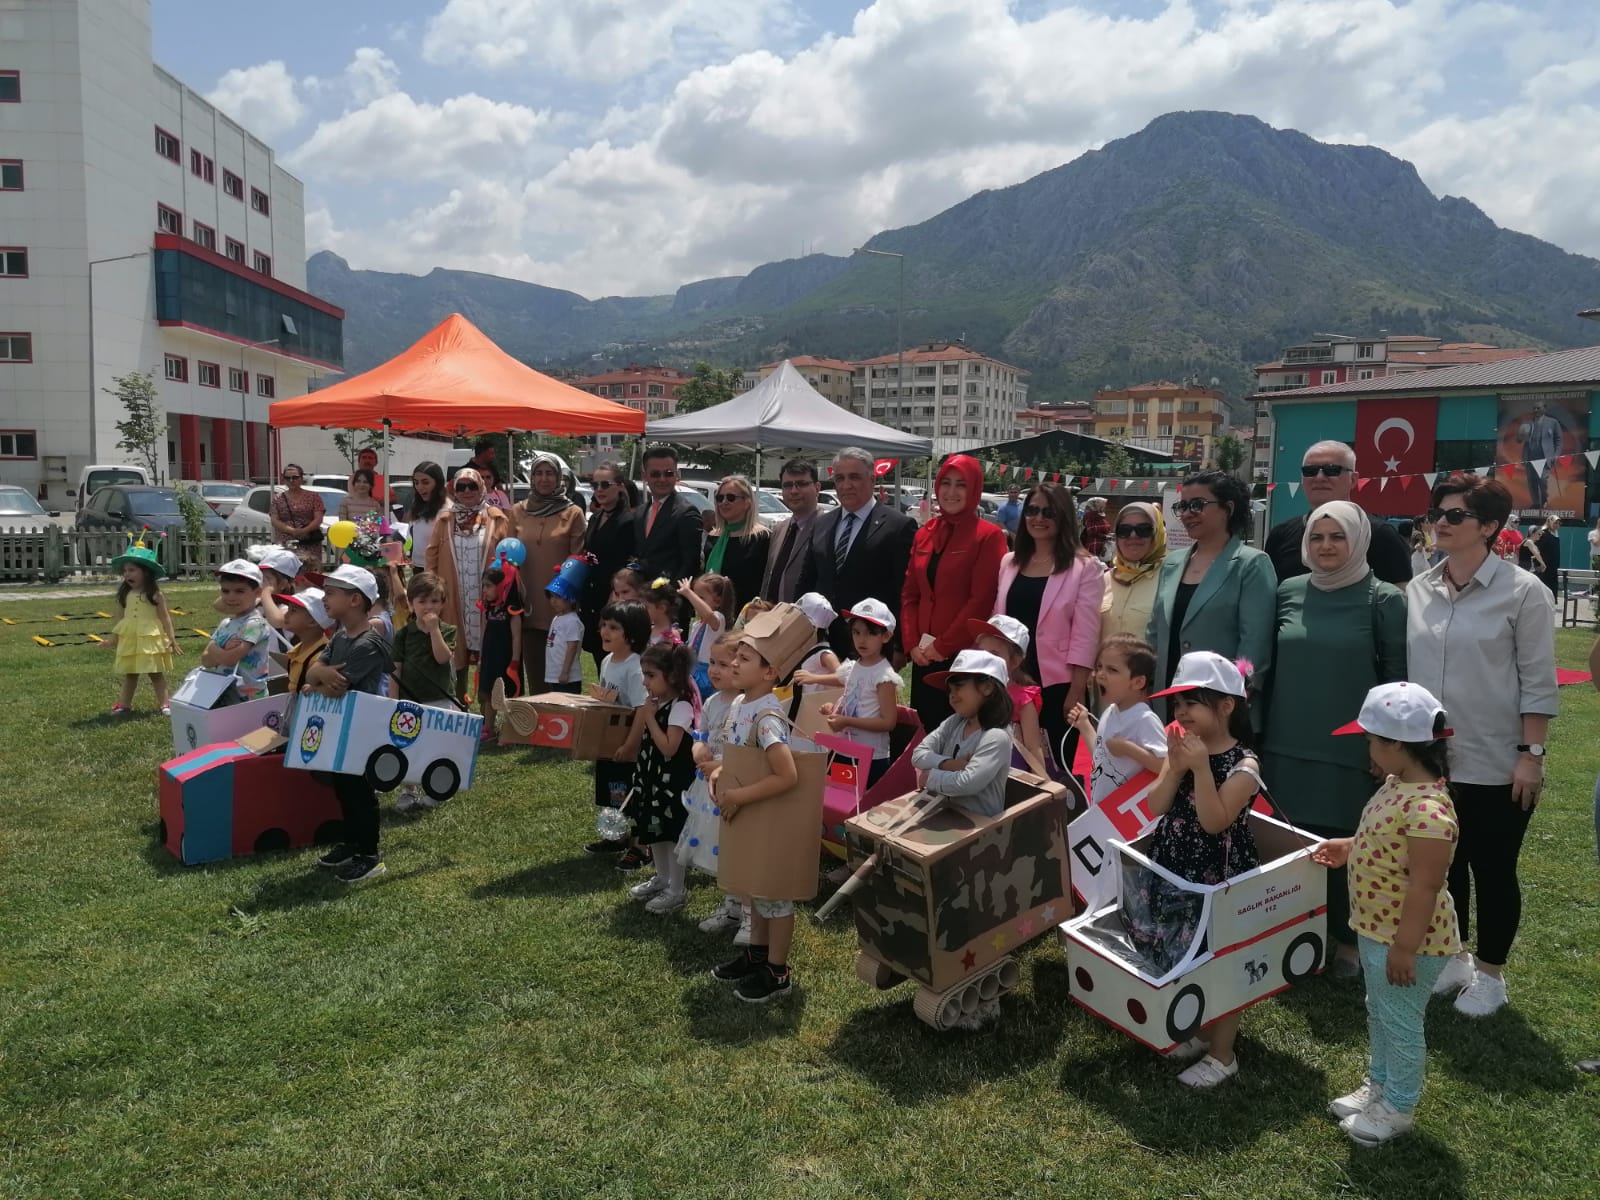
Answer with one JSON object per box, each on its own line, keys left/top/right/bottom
{"left": 425, "top": 468, "right": 512, "bottom": 705}
{"left": 510, "top": 452, "right": 587, "bottom": 685}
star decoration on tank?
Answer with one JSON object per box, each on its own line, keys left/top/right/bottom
{"left": 1040, "top": 904, "right": 1057, "bottom": 923}
{"left": 991, "top": 932, "right": 1009, "bottom": 951}
{"left": 1017, "top": 917, "right": 1036, "bottom": 938}
{"left": 960, "top": 949, "right": 977, "bottom": 970}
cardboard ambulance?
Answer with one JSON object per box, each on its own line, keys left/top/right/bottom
{"left": 286, "top": 691, "right": 483, "bottom": 802}
{"left": 168, "top": 667, "right": 291, "bottom": 757}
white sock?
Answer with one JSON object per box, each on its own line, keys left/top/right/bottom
{"left": 651, "top": 842, "right": 683, "bottom": 892}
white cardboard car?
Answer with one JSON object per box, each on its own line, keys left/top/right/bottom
{"left": 286, "top": 691, "right": 483, "bottom": 803}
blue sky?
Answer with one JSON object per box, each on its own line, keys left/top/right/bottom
{"left": 151, "top": 0, "right": 1600, "bottom": 298}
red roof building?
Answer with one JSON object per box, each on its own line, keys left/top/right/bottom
{"left": 572, "top": 365, "right": 689, "bottom": 419}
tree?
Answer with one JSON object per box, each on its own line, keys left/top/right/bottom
{"left": 673, "top": 361, "right": 739, "bottom": 415}
{"left": 1098, "top": 440, "right": 1135, "bottom": 479}
{"left": 108, "top": 370, "right": 162, "bottom": 477}
{"left": 1213, "top": 434, "right": 1248, "bottom": 476}
{"left": 332, "top": 428, "right": 388, "bottom": 471}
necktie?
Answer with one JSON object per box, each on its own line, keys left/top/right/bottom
{"left": 646, "top": 499, "right": 661, "bottom": 536}
{"left": 768, "top": 520, "right": 797, "bottom": 600}
{"left": 835, "top": 510, "right": 858, "bottom": 575}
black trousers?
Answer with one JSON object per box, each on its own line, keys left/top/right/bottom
{"left": 1040, "top": 682, "right": 1074, "bottom": 774}
{"left": 1448, "top": 781, "right": 1535, "bottom": 965}
{"left": 546, "top": 679, "right": 582, "bottom": 695}
{"left": 594, "top": 758, "right": 633, "bottom": 809}
{"left": 333, "top": 773, "right": 379, "bottom": 856}
{"left": 910, "top": 661, "right": 954, "bottom": 733}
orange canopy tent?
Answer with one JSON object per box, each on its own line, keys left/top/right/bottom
{"left": 267, "top": 313, "right": 645, "bottom": 437}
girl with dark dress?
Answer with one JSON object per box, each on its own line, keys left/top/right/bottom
{"left": 476, "top": 564, "right": 523, "bottom": 737}
{"left": 627, "top": 642, "right": 699, "bottom": 914}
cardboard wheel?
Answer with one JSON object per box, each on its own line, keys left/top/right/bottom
{"left": 365, "top": 746, "right": 407, "bottom": 792}
{"left": 1282, "top": 930, "right": 1325, "bottom": 982}
{"left": 1165, "top": 983, "right": 1206, "bottom": 1044}
{"left": 253, "top": 827, "right": 290, "bottom": 855}
{"left": 421, "top": 758, "right": 460, "bottom": 803}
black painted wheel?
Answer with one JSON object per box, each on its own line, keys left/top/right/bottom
{"left": 1283, "top": 930, "right": 1325, "bottom": 982}
{"left": 1166, "top": 982, "right": 1206, "bottom": 1044}
{"left": 253, "top": 827, "right": 290, "bottom": 855}
{"left": 365, "top": 745, "right": 407, "bottom": 792}
{"left": 421, "top": 758, "right": 461, "bottom": 803}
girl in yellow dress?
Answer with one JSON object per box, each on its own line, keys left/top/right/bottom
{"left": 103, "top": 535, "right": 179, "bottom": 714}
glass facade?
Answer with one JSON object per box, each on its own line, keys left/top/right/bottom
{"left": 154, "top": 246, "right": 343, "bottom": 368}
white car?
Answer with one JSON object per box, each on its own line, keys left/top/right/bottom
{"left": 226, "top": 484, "right": 347, "bottom": 534}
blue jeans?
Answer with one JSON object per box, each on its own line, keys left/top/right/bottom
{"left": 1358, "top": 935, "right": 1449, "bottom": 1112}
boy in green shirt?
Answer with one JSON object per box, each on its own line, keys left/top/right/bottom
{"left": 389, "top": 570, "right": 458, "bottom": 811}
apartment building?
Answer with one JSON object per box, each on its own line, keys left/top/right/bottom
{"left": 851, "top": 342, "right": 1027, "bottom": 461}
{"left": 739, "top": 356, "right": 855, "bottom": 408}
{"left": 1091, "top": 381, "right": 1227, "bottom": 464}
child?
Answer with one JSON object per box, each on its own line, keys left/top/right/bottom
{"left": 256, "top": 547, "right": 302, "bottom": 631}
{"left": 628, "top": 642, "right": 699, "bottom": 913}
{"left": 677, "top": 572, "right": 737, "bottom": 696}
{"left": 801, "top": 598, "right": 901, "bottom": 788}
{"left": 709, "top": 635, "right": 803, "bottom": 1003}
{"left": 390, "top": 571, "right": 458, "bottom": 811}
{"left": 477, "top": 564, "right": 523, "bottom": 736}
{"left": 610, "top": 565, "right": 646, "bottom": 604}
{"left": 684, "top": 633, "right": 745, "bottom": 937}
{"left": 1069, "top": 633, "right": 1168, "bottom": 806}
{"left": 1314, "top": 682, "right": 1460, "bottom": 1146}
{"left": 783, "top": 591, "right": 843, "bottom": 718}
{"left": 307, "top": 566, "right": 395, "bottom": 884}
{"left": 642, "top": 576, "right": 682, "bottom": 646}
{"left": 910, "top": 649, "right": 1015, "bottom": 817}
{"left": 274, "top": 588, "right": 330, "bottom": 697}
{"left": 587, "top": 600, "right": 650, "bottom": 860}
{"left": 968, "top": 614, "right": 1049, "bottom": 779}
{"left": 544, "top": 578, "right": 586, "bottom": 696}
{"left": 104, "top": 535, "right": 178, "bottom": 714}
{"left": 201, "top": 559, "right": 273, "bottom": 703}
{"left": 1138, "top": 651, "right": 1261, "bottom": 1089}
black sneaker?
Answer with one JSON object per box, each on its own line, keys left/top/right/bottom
{"left": 711, "top": 949, "right": 763, "bottom": 983}
{"left": 585, "top": 839, "right": 627, "bottom": 856}
{"left": 615, "top": 847, "right": 650, "bottom": 872}
{"left": 734, "top": 964, "right": 793, "bottom": 1004}
{"left": 317, "top": 844, "right": 357, "bottom": 869}
{"left": 334, "top": 854, "right": 386, "bottom": 884}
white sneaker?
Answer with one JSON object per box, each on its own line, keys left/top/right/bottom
{"left": 1432, "top": 953, "right": 1475, "bottom": 996}
{"left": 733, "top": 910, "right": 753, "bottom": 946}
{"left": 644, "top": 889, "right": 688, "bottom": 914}
{"left": 1454, "top": 972, "right": 1508, "bottom": 1017}
{"left": 1167, "top": 1036, "right": 1209, "bottom": 1064}
{"left": 628, "top": 875, "right": 667, "bottom": 901}
{"left": 1342, "top": 1097, "right": 1415, "bottom": 1146}
{"left": 393, "top": 786, "right": 425, "bottom": 813}
{"left": 1330, "top": 1078, "right": 1383, "bottom": 1120}
{"left": 1177, "top": 1055, "right": 1239, "bottom": 1089}
{"left": 697, "top": 897, "right": 742, "bottom": 934}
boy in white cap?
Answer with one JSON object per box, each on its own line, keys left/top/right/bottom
{"left": 797, "top": 596, "right": 902, "bottom": 787}
{"left": 778, "top": 591, "right": 841, "bottom": 719}
{"left": 255, "top": 547, "right": 302, "bottom": 631}
{"left": 273, "top": 587, "right": 330, "bottom": 697}
{"left": 909, "top": 648, "right": 1015, "bottom": 817}
{"left": 200, "top": 558, "right": 272, "bottom": 702}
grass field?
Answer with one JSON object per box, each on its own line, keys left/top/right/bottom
{"left": 3, "top": 584, "right": 1599, "bottom": 1199}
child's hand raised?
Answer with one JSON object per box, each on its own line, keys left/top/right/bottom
{"left": 1066, "top": 703, "right": 1092, "bottom": 732}
{"left": 1168, "top": 726, "right": 1206, "bottom": 768}
{"left": 677, "top": 577, "right": 695, "bottom": 598}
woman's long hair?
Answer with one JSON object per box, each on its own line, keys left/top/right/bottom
{"left": 712, "top": 475, "right": 765, "bottom": 539}
{"left": 116, "top": 561, "right": 160, "bottom": 608}
{"left": 409, "top": 461, "right": 447, "bottom": 522}
{"left": 1013, "top": 483, "right": 1081, "bottom": 570}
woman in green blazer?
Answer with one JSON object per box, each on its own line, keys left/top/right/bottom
{"left": 1146, "top": 471, "right": 1277, "bottom": 700}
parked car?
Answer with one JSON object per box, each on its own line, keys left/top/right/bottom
{"left": 0, "top": 485, "right": 57, "bottom": 531}
{"left": 71, "top": 464, "right": 151, "bottom": 513}
{"left": 226, "top": 485, "right": 348, "bottom": 535}
{"left": 76, "top": 485, "right": 229, "bottom": 534}
{"left": 178, "top": 480, "right": 252, "bottom": 518}
{"left": 308, "top": 473, "right": 353, "bottom": 491}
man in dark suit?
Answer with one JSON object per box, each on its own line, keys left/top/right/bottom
{"left": 629, "top": 445, "right": 703, "bottom": 585}
{"left": 797, "top": 446, "right": 916, "bottom": 657}
{"left": 1265, "top": 439, "right": 1411, "bottom": 585}
{"left": 759, "top": 457, "right": 824, "bottom": 605}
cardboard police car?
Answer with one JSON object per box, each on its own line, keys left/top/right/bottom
{"left": 286, "top": 691, "right": 483, "bottom": 802}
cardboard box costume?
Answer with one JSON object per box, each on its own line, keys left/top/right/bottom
{"left": 167, "top": 666, "right": 291, "bottom": 757}
{"left": 286, "top": 690, "right": 483, "bottom": 802}
{"left": 494, "top": 685, "right": 634, "bottom": 756}
{"left": 159, "top": 741, "right": 341, "bottom": 865}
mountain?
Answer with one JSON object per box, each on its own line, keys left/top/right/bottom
{"left": 308, "top": 111, "right": 1600, "bottom": 404}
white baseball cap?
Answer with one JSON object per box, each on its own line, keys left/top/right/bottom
{"left": 1149, "top": 650, "right": 1247, "bottom": 699}
{"left": 218, "top": 558, "right": 263, "bottom": 586}
{"left": 967, "top": 613, "right": 1030, "bottom": 656}
{"left": 1333, "top": 682, "right": 1453, "bottom": 741}
{"left": 276, "top": 586, "right": 330, "bottom": 630}
{"left": 842, "top": 596, "right": 896, "bottom": 635}
{"left": 257, "top": 548, "right": 303, "bottom": 580}
{"left": 797, "top": 591, "right": 839, "bottom": 629}
{"left": 320, "top": 563, "right": 378, "bottom": 602}
{"left": 923, "top": 648, "right": 1009, "bottom": 690}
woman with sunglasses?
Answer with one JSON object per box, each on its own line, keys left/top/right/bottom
{"left": 1405, "top": 474, "right": 1558, "bottom": 1017}
{"left": 1147, "top": 470, "right": 1275, "bottom": 704}
{"left": 1261, "top": 500, "right": 1408, "bottom": 979}
{"left": 1101, "top": 500, "right": 1168, "bottom": 641}
{"left": 510, "top": 452, "right": 588, "bottom": 688}
{"left": 425, "top": 467, "right": 512, "bottom": 706}
{"left": 270, "top": 464, "right": 326, "bottom": 568}
{"left": 582, "top": 461, "right": 637, "bottom": 672}
{"left": 704, "top": 476, "right": 769, "bottom": 620}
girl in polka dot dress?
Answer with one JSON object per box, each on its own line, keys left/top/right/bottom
{"left": 1314, "top": 682, "right": 1460, "bottom": 1148}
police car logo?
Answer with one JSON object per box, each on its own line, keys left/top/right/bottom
{"left": 299, "top": 715, "right": 325, "bottom": 763}
{"left": 264, "top": 710, "right": 282, "bottom": 732}
{"left": 388, "top": 701, "right": 424, "bottom": 748}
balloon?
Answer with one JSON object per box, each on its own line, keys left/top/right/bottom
{"left": 328, "top": 520, "right": 358, "bottom": 549}
{"left": 495, "top": 537, "right": 527, "bottom": 567}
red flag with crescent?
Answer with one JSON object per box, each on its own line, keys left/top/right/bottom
{"left": 872, "top": 458, "right": 896, "bottom": 477}
{"left": 1354, "top": 397, "right": 1437, "bottom": 516}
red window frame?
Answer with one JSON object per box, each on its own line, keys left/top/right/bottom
{"left": 224, "top": 237, "right": 245, "bottom": 264}
{"left": 0, "top": 429, "right": 38, "bottom": 459}
{"left": 250, "top": 187, "right": 270, "bottom": 215}
{"left": 0, "top": 71, "right": 19, "bottom": 103}
{"left": 222, "top": 170, "right": 243, "bottom": 200}
{"left": 255, "top": 375, "right": 275, "bottom": 398}
{"left": 228, "top": 367, "right": 248, "bottom": 393}
{"left": 0, "top": 333, "right": 31, "bottom": 362}
{"left": 0, "top": 247, "right": 26, "bottom": 277}
{"left": 252, "top": 251, "right": 271, "bottom": 276}
{"left": 197, "top": 361, "right": 221, "bottom": 388}
{"left": 191, "top": 222, "right": 215, "bottom": 251}
{"left": 189, "top": 149, "right": 214, "bottom": 183}
{"left": 155, "top": 126, "right": 180, "bottom": 163}
{"left": 156, "top": 204, "right": 182, "bottom": 234}
{"left": 0, "top": 160, "right": 20, "bottom": 190}
{"left": 163, "top": 354, "right": 188, "bottom": 383}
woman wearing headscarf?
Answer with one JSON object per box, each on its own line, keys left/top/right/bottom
{"left": 705, "top": 475, "right": 770, "bottom": 617}
{"left": 511, "top": 451, "right": 588, "bottom": 686}
{"left": 1262, "top": 499, "right": 1408, "bottom": 979}
{"left": 425, "top": 467, "right": 512, "bottom": 706}
{"left": 901, "top": 454, "right": 1009, "bottom": 729}
{"left": 1100, "top": 500, "right": 1167, "bottom": 641}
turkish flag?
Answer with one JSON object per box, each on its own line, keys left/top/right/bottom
{"left": 872, "top": 458, "right": 896, "bottom": 477}
{"left": 1354, "top": 396, "right": 1438, "bottom": 516}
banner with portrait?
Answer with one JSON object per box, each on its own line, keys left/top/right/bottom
{"left": 1497, "top": 391, "right": 1591, "bottom": 518}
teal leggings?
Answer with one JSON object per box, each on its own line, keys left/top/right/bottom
{"left": 1358, "top": 935, "right": 1450, "bottom": 1112}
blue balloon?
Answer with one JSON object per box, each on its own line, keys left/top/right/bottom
{"left": 494, "top": 537, "right": 527, "bottom": 567}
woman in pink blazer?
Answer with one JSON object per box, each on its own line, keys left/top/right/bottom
{"left": 995, "top": 483, "right": 1105, "bottom": 760}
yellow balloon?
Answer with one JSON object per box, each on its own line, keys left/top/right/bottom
{"left": 328, "top": 520, "right": 358, "bottom": 549}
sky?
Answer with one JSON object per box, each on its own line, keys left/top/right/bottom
{"left": 151, "top": 0, "right": 1600, "bottom": 299}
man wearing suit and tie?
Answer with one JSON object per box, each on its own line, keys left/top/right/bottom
{"left": 798, "top": 446, "right": 916, "bottom": 658}
{"left": 630, "top": 445, "right": 704, "bottom": 586}
{"left": 759, "top": 458, "right": 825, "bottom": 606}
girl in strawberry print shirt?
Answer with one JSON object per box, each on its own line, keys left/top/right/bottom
{"left": 1313, "top": 682, "right": 1461, "bottom": 1148}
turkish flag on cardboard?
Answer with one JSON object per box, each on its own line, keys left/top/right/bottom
{"left": 1354, "top": 396, "right": 1438, "bottom": 516}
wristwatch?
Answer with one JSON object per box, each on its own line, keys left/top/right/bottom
{"left": 1517, "top": 743, "right": 1546, "bottom": 758}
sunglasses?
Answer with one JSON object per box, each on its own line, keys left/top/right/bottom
{"left": 593, "top": 480, "right": 618, "bottom": 490}
{"left": 1170, "top": 498, "right": 1220, "bottom": 515}
{"left": 1115, "top": 523, "right": 1155, "bottom": 539}
{"left": 280, "top": 474, "right": 302, "bottom": 482}
{"left": 454, "top": 482, "right": 481, "bottom": 493}
{"left": 646, "top": 469, "right": 676, "bottom": 479}
{"left": 715, "top": 493, "right": 743, "bottom": 504}
{"left": 1427, "top": 506, "right": 1476, "bottom": 525}
{"left": 1022, "top": 504, "right": 1054, "bottom": 519}
{"left": 1301, "top": 464, "right": 1349, "bottom": 478}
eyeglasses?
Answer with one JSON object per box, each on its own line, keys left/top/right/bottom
{"left": 593, "top": 480, "right": 618, "bottom": 490}
{"left": 453, "top": 482, "right": 481, "bottom": 494}
{"left": 1022, "top": 504, "right": 1054, "bottom": 519}
{"left": 1427, "top": 506, "right": 1476, "bottom": 525}
{"left": 1301, "top": 464, "right": 1349, "bottom": 478}
{"left": 715, "top": 493, "right": 742, "bottom": 504}
{"left": 281, "top": 473, "right": 302, "bottom": 482}
{"left": 646, "top": 469, "right": 676, "bottom": 480}
{"left": 1115, "top": 523, "right": 1155, "bottom": 539}
{"left": 780, "top": 479, "right": 815, "bottom": 489}
{"left": 1170, "top": 498, "right": 1220, "bottom": 515}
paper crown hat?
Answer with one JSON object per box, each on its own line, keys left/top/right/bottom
{"left": 545, "top": 554, "right": 592, "bottom": 604}
{"left": 110, "top": 527, "right": 167, "bottom": 579}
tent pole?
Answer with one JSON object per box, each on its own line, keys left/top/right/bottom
{"left": 381, "top": 417, "right": 392, "bottom": 532}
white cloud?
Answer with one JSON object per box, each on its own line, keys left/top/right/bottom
{"left": 206, "top": 61, "right": 307, "bottom": 141}
{"left": 343, "top": 47, "right": 400, "bottom": 105}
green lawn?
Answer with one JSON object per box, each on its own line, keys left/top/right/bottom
{"left": 3, "top": 586, "right": 1598, "bottom": 1199}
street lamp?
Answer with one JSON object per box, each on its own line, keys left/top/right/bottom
{"left": 87, "top": 250, "right": 151, "bottom": 463}
{"left": 241, "top": 338, "right": 279, "bottom": 481}
{"left": 853, "top": 247, "right": 906, "bottom": 418}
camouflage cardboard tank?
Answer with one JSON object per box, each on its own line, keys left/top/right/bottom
{"left": 842, "top": 770, "right": 1075, "bottom": 1030}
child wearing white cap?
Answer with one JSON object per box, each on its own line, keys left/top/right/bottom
{"left": 1313, "top": 682, "right": 1460, "bottom": 1147}
{"left": 200, "top": 559, "right": 272, "bottom": 702}
{"left": 909, "top": 649, "right": 1015, "bottom": 817}
{"left": 967, "top": 614, "right": 1050, "bottom": 781}
{"left": 799, "top": 597, "right": 901, "bottom": 787}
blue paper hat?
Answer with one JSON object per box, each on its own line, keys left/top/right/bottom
{"left": 545, "top": 554, "right": 591, "bottom": 604}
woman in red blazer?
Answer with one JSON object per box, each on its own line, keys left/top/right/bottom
{"left": 901, "top": 454, "right": 1009, "bottom": 729}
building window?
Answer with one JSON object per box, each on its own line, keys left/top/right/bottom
{"left": 250, "top": 187, "right": 270, "bottom": 215}
{"left": 197, "top": 361, "right": 220, "bottom": 388}
{"left": 1181, "top": 424, "right": 1200, "bottom": 435}
{"left": 155, "top": 126, "right": 180, "bottom": 162}
{"left": 191, "top": 222, "right": 215, "bottom": 251}
{"left": 252, "top": 251, "right": 271, "bottom": 276}
{"left": 0, "top": 429, "right": 37, "bottom": 458}
{"left": 225, "top": 237, "right": 245, "bottom": 264}
{"left": 1357, "top": 344, "right": 1374, "bottom": 358}
{"left": 1320, "top": 371, "right": 1336, "bottom": 385}
{"left": 163, "top": 354, "right": 188, "bottom": 382}
{"left": 0, "top": 160, "right": 21, "bottom": 190}
{"left": 1180, "top": 400, "right": 1199, "bottom": 413}
{"left": 0, "top": 333, "right": 30, "bottom": 361}
{"left": 189, "top": 150, "right": 214, "bottom": 182}
{"left": 223, "top": 170, "right": 243, "bottom": 200}
{"left": 157, "top": 204, "right": 182, "bottom": 234}
{"left": 629, "top": 385, "right": 640, "bottom": 395}
{"left": 1131, "top": 401, "right": 1147, "bottom": 414}
{"left": 228, "top": 367, "right": 247, "bottom": 392}
{"left": 256, "top": 375, "right": 275, "bottom": 398}
{"left": 1357, "top": 368, "right": 1375, "bottom": 380}
{"left": 0, "top": 247, "right": 26, "bottom": 277}
{"left": 0, "top": 71, "right": 20, "bottom": 102}
{"left": 646, "top": 383, "right": 663, "bottom": 397}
